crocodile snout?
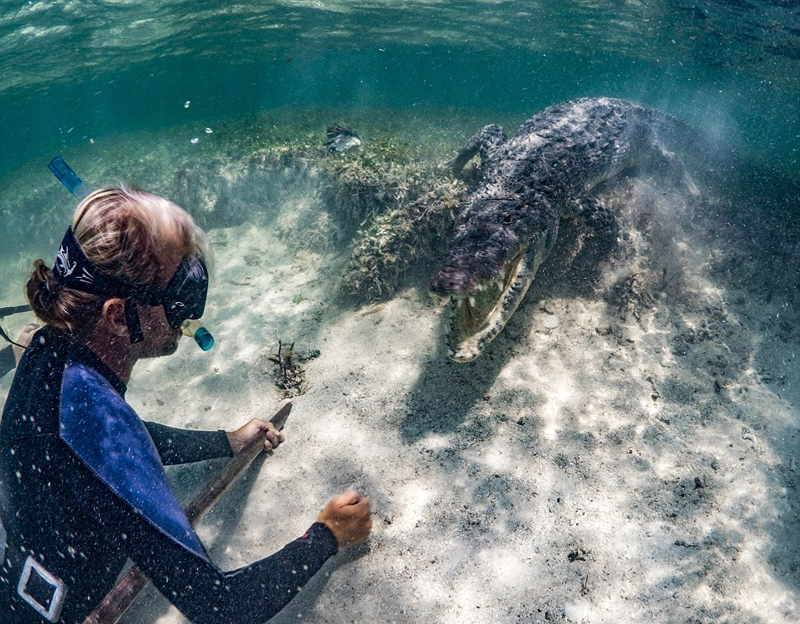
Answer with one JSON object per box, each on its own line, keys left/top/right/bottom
{"left": 429, "top": 266, "right": 475, "bottom": 296}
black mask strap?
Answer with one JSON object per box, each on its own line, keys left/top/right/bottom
{"left": 124, "top": 299, "right": 144, "bottom": 344}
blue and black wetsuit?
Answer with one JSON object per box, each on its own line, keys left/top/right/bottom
{"left": 0, "top": 327, "right": 338, "bottom": 624}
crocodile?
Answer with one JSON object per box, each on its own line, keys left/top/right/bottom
{"left": 430, "top": 97, "right": 697, "bottom": 362}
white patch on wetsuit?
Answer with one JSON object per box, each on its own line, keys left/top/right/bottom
{"left": 16, "top": 556, "right": 67, "bottom": 623}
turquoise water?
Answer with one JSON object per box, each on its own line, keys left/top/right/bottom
{"left": 2, "top": 3, "right": 800, "bottom": 624}
{"left": 0, "top": 1, "right": 799, "bottom": 179}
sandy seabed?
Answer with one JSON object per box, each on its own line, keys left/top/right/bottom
{"left": 1, "top": 169, "right": 799, "bottom": 624}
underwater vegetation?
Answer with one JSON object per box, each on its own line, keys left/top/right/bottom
{"left": 326, "top": 148, "right": 467, "bottom": 300}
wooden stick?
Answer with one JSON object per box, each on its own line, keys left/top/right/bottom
{"left": 82, "top": 402, "right": 292, "bottom": 624}
{"left": 0, "top": 304, "right": 31, "bottom": 317}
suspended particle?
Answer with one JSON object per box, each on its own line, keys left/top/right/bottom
{"left": 190, "top": 137, "right": 199, "bottom": 144}
{"left": 184, "top": 101, "right": 191, "bottom": 108}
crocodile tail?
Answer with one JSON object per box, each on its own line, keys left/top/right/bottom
{"left": 644, "top": 104, "right": 796, "bottom": 202}
{"left": 641, "top": 105, "right": 732, "bottom": 176}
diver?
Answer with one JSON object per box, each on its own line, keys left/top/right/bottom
{"left": 0, "top": 186, "right": 372, "bottom": 623}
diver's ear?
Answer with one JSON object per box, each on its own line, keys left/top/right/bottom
{"left": 100, "top": 298, "right": 129, "bottom": 338}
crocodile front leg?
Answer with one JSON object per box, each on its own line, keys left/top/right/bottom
{"left": 564, "top": 195, "right": 619, "bottom": 280}
{"left": 447, "top": 124, "right": 507, "bottom": 177}
{"left": 565, "top": 195, "right": 617, "bottom": 235}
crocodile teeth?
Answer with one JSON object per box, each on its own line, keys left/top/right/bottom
{"left": 469, "top": 296, "right": 476, "bottom": 308}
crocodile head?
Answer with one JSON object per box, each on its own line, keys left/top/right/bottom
{"left": 430, "top": 195, "right": 559, "bottom": 362}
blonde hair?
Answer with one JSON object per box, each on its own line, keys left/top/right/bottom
{"left": 26, "top": 185, "right": 210, "bottom": 334}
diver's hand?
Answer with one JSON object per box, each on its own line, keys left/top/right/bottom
{"left": 226, "top": 418, "right": 284, "bottom": 454}
{"left": 12, "top": 323, "right": 39, "bottom": 365}
{"left": 317, "top": 490, "right": 372, "bottom": 550}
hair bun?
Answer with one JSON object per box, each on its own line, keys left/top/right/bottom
{"left": 26, "top": 260, "right": 59, "bottom": 325}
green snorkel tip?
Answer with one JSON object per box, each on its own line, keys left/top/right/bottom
{"left": 182, "top": 320, "right": 214, "bottom": 351}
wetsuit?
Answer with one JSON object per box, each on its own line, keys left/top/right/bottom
{"left": 0, "top": 326, "right": 338, "bottom": 624}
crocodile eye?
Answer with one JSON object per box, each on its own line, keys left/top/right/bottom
{"left": 502, "top": 215, "right": 514, "bottom": 225}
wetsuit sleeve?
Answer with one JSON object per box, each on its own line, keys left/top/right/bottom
{"left": 123, "top": 513, "right": 339, "bottom": 624}
{"left": 0, "top": 345, "right": 15, "bottom": 378}
{"left": 143, "top": 421, "right": 234, "bottom": 465}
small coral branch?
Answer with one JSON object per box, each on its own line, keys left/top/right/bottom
{"left": 269, "top": 340, "right": 305, "bottom": 397}
{"left": 267, "top": 341, "right": 321, "bottom": 397}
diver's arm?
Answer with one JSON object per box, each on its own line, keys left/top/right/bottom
{"left": 124, "top": 512, "right": 338, "bottom": 624}
{"left": 63, "top": 421, "right": 336, "bottom": 624}
{"left": 143, "top": 421, "right": 233, "bottom": 465}
{"left": 67, "top": 462, "right": 338, "bottom": 624}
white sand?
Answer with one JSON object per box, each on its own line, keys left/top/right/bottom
{"left": 1, "top": 173, "right": 799, "bottom": 624}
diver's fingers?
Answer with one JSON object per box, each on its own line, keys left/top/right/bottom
{"left": 262, "top": 422, "right": 284, "bottom": 450}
